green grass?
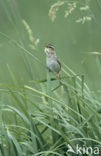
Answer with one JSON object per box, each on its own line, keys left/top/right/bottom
{"left": 0, "top": 57, "right": 101, "bottom": 156}
{"left": 0, "top": 27, "right": 101, "bottom": 155}
{"left": 0, "top": 0, "right": 101, "bottom": 155}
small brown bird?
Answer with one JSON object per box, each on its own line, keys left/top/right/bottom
{"left": 44, "top": 44, "right": 61, "bottom": 77}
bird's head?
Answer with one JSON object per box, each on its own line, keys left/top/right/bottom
{"left": 44, "top": 44, "right": 55, "bottom": 57}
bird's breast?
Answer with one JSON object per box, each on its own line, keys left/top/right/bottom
{"left": 46, "top": 58, "right": 60, "bottom": 73}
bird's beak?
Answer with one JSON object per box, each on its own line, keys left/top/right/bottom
{"left": 44, "top": 47, "right": 49, "bottom": 55}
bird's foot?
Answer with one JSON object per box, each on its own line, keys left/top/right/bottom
{"left": 56, "top": 72, "right": 60, "bottom": 78}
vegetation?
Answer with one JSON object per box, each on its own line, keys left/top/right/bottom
{"left": 0, "top": 0, "right": 101, "bottom": 155}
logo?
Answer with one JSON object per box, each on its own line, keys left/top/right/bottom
{"left": 66, "top": 144, "right": 100, "bottom": 155}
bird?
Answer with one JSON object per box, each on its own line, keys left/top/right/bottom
{"left": 44, "top": 44, "right": 61, "bottom": 78}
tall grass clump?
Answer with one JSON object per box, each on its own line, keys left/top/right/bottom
{"left": 0, "top": 0, "right": 101, "bottom": 156}
{"left": 0, "top": 57, "right": 101, "bottom": 155}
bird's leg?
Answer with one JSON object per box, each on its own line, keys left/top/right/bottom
{"left": 51, "top": 72, "right": 62, "bottom": 91}
{"left": 56, "top": 72, "right": 62, "bottom": 85}
{"left": 56, "top": 72, "right": 60, "bottom": 78}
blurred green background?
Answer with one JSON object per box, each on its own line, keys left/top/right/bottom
{"left": 0, "top": 0, "right": 101, "bottom": 91}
